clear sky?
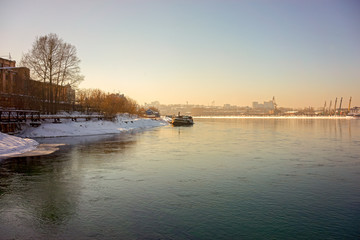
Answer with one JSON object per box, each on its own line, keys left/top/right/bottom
{"left": 1, "top": 0, "right": 359, "bottom": 108}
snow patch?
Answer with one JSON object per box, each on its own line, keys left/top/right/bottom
{"left": 0, "top": 132, "right": 39, "bottom": 159}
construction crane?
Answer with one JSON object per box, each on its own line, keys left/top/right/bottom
{"left": 338, "top": 97, "right": 343, "bottom": 116}
{"left": 348, "top": 97, "right": 352, "bottom": 113}
{"left": 323, "top": 101, "right": 327, "bottom": 115}
{"left": 272, "top": 96, "right": 278, "bottom": 115}
{"left": 334, "top": 97, "right": 338, "bottom": 116}
{"left": 329, "top": 100, "right": 332, "bottom": 115}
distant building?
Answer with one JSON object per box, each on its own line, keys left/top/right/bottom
{"left": 263, "top": 101, "right": 274, "bottom": 110}
{"left": 145, "top": 101, "right": 160, "bottom": 109}
{"left": 252, "top": 100, "right": 274, "bottom": 110}
{"left": 145, "top": 108, "right": 160, "bottom": 118}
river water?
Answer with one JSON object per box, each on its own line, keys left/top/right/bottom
{"left": 0, "top": 118, "right": 360, "bottom": 239}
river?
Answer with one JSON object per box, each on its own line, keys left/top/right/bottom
{"left": 1, "top": 118, "right": 360, "bottom": 239}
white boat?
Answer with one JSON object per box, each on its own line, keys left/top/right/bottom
{"left": 347, "top": 107, "right": 360, "bottom": 117}
{"left": 164, "top": 115, "right": 173, "bottom": 123}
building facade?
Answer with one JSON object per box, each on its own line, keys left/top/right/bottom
{"left": 252, "top": 100, "right": 274, "bottom": 110}
{"left": 0, "top": 57, "right": 75, "bottom": 112}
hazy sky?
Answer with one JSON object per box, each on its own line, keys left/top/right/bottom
{"left": 1, "top": 0, "right": 359, "bottom": 108}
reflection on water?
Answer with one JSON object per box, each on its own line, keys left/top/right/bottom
{"left": 0, "top": 133, "right": 139, "bottom": 239}
{"left": 0, "top": 119, "right": 360, "bottom": 239}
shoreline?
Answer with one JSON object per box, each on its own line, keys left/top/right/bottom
{"left": 18, "top": 116, "right": 169, "bottom": 138}
{"left": 1, "top": 116, "right": 169, "bottom": 160}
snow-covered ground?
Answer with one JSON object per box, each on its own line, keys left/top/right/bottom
{"left": 19, "top": 116, "right": 169, "bottom": 138}
{"left": 0, "top": 132, "right": 38, "bottom": 159}
{"left": 0, "top": 115, "right": 169, "bottom": 160}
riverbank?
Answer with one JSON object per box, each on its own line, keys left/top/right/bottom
{"left": 19, "top": 115, "right": 169, "bottom": 138}
{"left": 0, "top": 116, "right": 169, "bottom": 159}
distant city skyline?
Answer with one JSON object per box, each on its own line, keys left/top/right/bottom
{"left": 144, "top": 97, "right": 353, "bottom": 110}
{"left": 1, "top": 0, "right": 359, "bottom": 108}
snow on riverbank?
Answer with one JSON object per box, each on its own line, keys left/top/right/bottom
{"left": 19, "top": 116, "right": 169, "bottom": 138}
{"left": 0, "top": 115, "right": 168, "bottom": 159}
{"left": 0, "top": 132, "right": 39, "bottom": 159}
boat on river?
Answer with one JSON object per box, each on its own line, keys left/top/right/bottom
{"left": 171, "top": 114, "right": 194, "bottom": 126}
{"left": 348, "top": 107, "right": 360, "bottom": 117}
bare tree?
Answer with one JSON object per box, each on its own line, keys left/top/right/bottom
{"left": 76, "top": 88, "right": 140, "bottom": 116}
{"left": 21, "top": 33, "right": 84, "bottom": 113}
